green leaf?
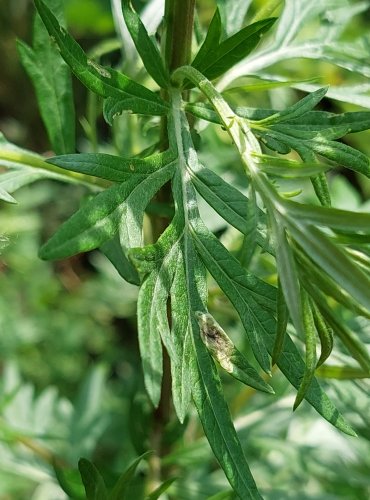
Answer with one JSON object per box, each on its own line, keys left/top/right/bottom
{"left": 293, "top": 291, "right": 318, "bottom": 410}
{"left": 225, "top": 76, "right": 317, "bottom": 93}
{"left": 187, "top": 207, "right": 354, "bottom": 433}
{"left": 103, "top": 96, "right": 169, "bottom": 125}
{"left": 122, "top": 0, "right": 169, "bottom": 88}
{"left": 0, "top": 187, "right": 17, "bottom": 204}
{"left": 177, "top": 233, "right": 263, "bottom": 499}
{"left": 186, "top": 102, "right": 370, "bottom": 136}
{"left": 256, "top": 87, "right": 328, "bottom": 126}
{"left": 332, "top": 232, "right": 370, "bottom": 245}
{"left": 237, "top": 185, "right": 258, "bottom": 266}
{"left": 34, "top": 0, "right": 168, "bottom": 113}
{"left": 39, "top": 161, "right": 175, "bottom": 260}
{"left": 191, "top": 8, "right": 222, "bottom": 71}
{"left": 169, "top": 95, "right": 264, "bottom": 497}
{"left": 287, "top": 223, "right": 370, "bottom": 314}
{"left": 207, "top": 490, "right": 236, "bottom": 500}
{"left": 146, "top": 477, "right": 177, "bottom": 500}
{"left": 295, "top": 244, "right": 370, "bottom": 320}
{"left": 48, "top": 150, "right": 175, "bottom": 182}
{"left": 17, "top": 0, "right": 75, "bottom": 154}
{"left": 266, "top": 123, "right": 349, "bottom": 141}
{"left": 270, "top": 213, "right": 303, "bottom": 337}
{"left": 264, "top": 126, "right": 370, "bottom": 178}
{"left": 17, "top": 39, "right": 75, "bottom": 155}
{"left": 188, "top": 163, "right": 270, "bottom": 251}
{"left": 109, "top": 452, "right": 151, "bottom": 500}
{"left": 0, "top": 133, "right": 106, "bottom": 190}
{"left": 190, "top": 326, "right": 263, "bottom": 499}
{"left": 170, "top": 249, "right": 194, "bottom": 422}
{"left": 260, "top": 134, "right": 292, "bottom": 154}
{"left": 192, "top": 17, "right": 277, "bottom": 81}
{"left": 216, "top": 1, "right": 370, "bottom": 104}
{"left": 192, "top": 221, "right": 275, "bottom": 373}
{"left": 195, "top": 312, "right": 274, "bottom": 393}
{"left": 271, "top": 329, "right": 356, "bottom": 436}
{"left": 306, "top": 287, "right": 370, "bottom": 373}
{"left": 53, "top": 463, "right": 85, "bottom": 500}
{"left": 309, "top": 170, "right": 331, "bottom": 208}
{"left": 78, "top": 459, "right": 108, "bottom": 500}
{"left": 347, "top": 248, "right": 370, "bottom": 278}
{"left": 100, "top": 235, "right": 140, "bottom": 285}
{"left": 309, "top": 140, "right": 370, "bottom": 178}
{"left": 271, "top": 280, "right": 289, "bottom": 365}
{"left": 69, "top": 366, "right": 108, "bottom": 462}
{"left": 316, "top": 365, "right": 370, "bottom": 380}
{"left": 131, "top": 221, "right": 193, "bottom": 422}
{"left": 185, "top": 102, "right": 221, "bottom": 124}
{"left": 282, "top": 109, "right": 370, "bottom": 135}
{"left": 38, "top": 179, "right": 135, "bottom": 259}
{"left": 311, "top": 301, "right": 334, "bottom": 367}
{"left": 252, "top": 153, "right": 329, "bottom": 178}
{"left": 185, "top": 101, "right": 273, "bottom": 125}
{"left": 137, "top": 265, "right": 165, "bottom": 407}
{"left": 0, "top": 169, "right": 52, "bottom": 199}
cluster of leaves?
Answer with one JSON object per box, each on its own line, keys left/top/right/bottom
{"left": 0, "top": 358, "right": 175, "bottom": 499}
{"left": 216, "top": 0, "right": 370, "bottom": 107}
{"left": 1, "top": 0, "right": 370, "bottom": 497}
{"left": 0, "top": 362, "right": 108, "bottom": 497}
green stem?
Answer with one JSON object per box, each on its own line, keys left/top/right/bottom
{"left": 164, "top": 0, "right": 196, "bottom": 72}
{"left": 159, "top": 0, "right": 195, "bottom": 149}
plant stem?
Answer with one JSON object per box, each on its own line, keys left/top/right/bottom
{"left": 147, "top": 0, "right": 195, "bottom": 491}
{"left": 164, "top": 0, "right": 196, "bottom": 72}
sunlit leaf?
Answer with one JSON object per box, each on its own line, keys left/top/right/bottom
{"left": 192, "top": 221, "right": 274, "bottom": 373}
{"left": 191, "top": 8, "right": 222, "bottom": 71}
{"left": 192, "top": 18, "right": 276, "bottom": 81}
{"left": 122, "top": 0, "right": 169, "bottom": 88}
{"left": 34, "top": 0, "right": 168, "bottom": 114}
{"left": 17, "top": 0, "right": 75, "bottom": 154}
{"left": 271, "top": 280, "right": 289, "bottom": 365}
{"left": 39, "top": 161, "right": 175, "bottom": 260}
{"left": 256, "top": 87, "right": 328, "bottom": 126}
{"left": 293, "top": 291, "right": 318, "bottom": 410}
{"left": 48, "top": 150, "right": 175, "bottom": 181}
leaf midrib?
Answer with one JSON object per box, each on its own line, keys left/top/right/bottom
{"left": 191, "top": 337, "right": 260, "bottom": 497}
{"left": 193, "top": 228, "right": 275, "bottom": 310}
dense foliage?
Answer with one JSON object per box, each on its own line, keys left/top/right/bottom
{"left": 1, "top": 0, "right": 370, "bottom": 498}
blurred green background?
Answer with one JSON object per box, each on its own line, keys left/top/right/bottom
{"left": 1, "top": 0, "right": 370, "bottom": 498}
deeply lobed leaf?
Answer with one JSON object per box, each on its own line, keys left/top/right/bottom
{"left": 17, "top": 0, "right": 75, "bottom": 155}
{"left": 34, "top": 0, "right": 168, "bottom": 115}
{"left": 39, "top": 160, "right": 175, "bottom": 260}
